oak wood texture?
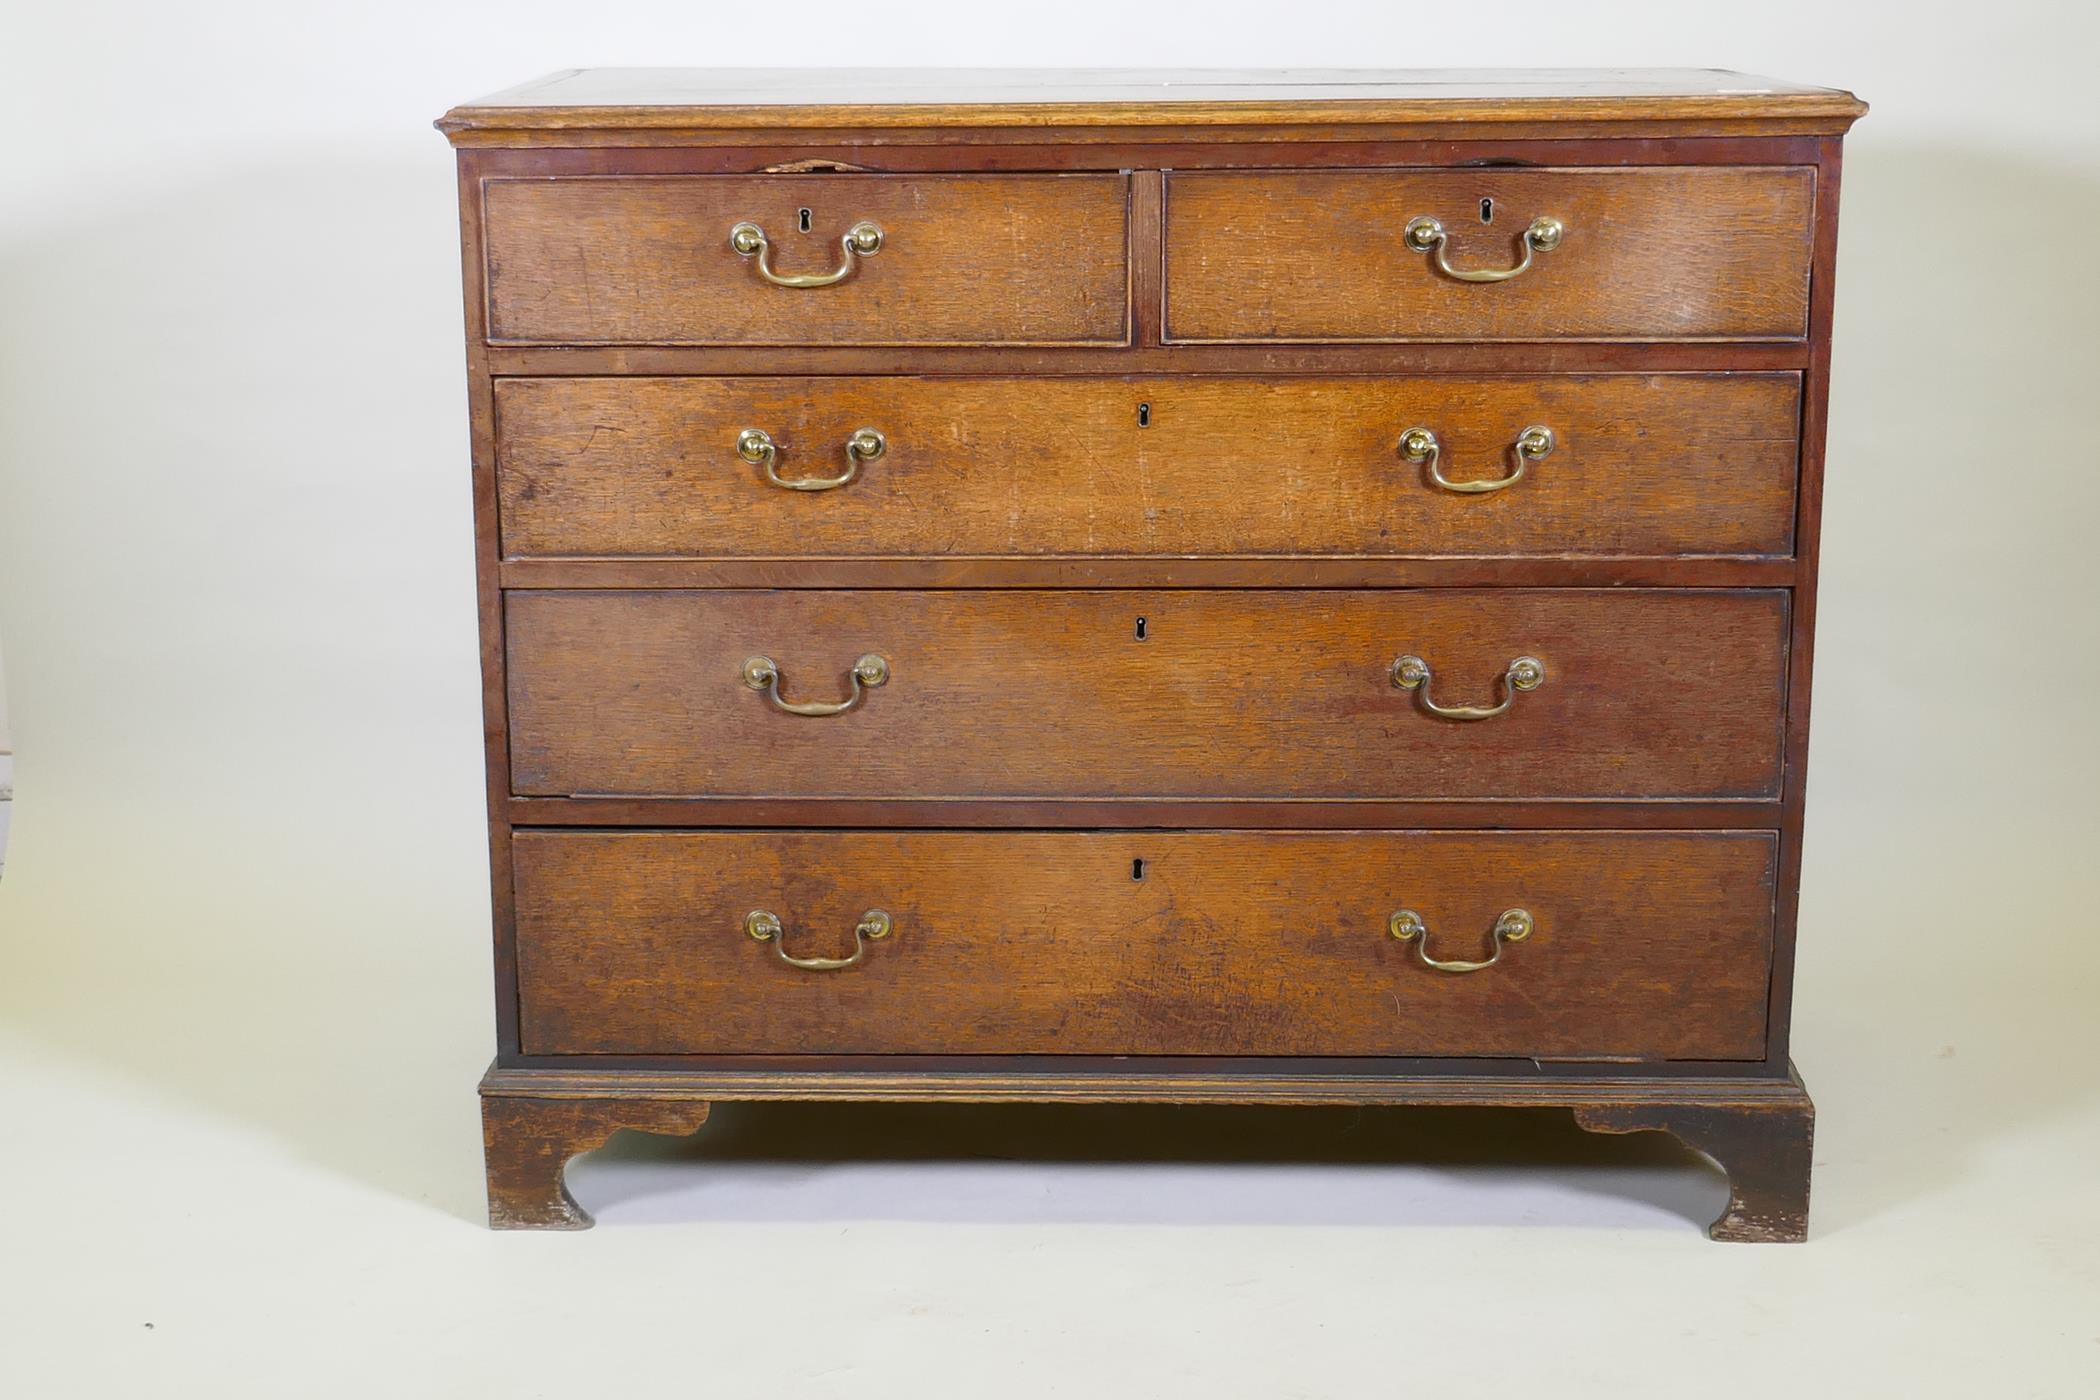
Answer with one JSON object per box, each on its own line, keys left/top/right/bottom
{"left": 478, "top": 1061, "right": 1814, "bottom": 1238}
{"left": 455, "top": 147, "right": 522, "bottom": 1057}
{"left": 444, "top": 70, "right": 1857, "bottom": 1237}
{"left": 482, "top": 1094, "right": 711, "bottom": 1228}
{"left": 511, "top": 830, "right": 1776, "bottom": 1059}
{"left": 1766, "top": 135, "right": 1846, "bottom": 1071}
{"left": 1165, "top": 168, "right": 1815, "bottom": 343}
{"left": 1575, "top": 1096, "right": 1814, "bottom": 1241}
{"left": 483, "top": 1060, "right": 1815, "bottom": 1098}
{"left": 498, "top": 556, "right": 1797, "bottom": 592}
{"left": 437, "top": 68, "right": 1867, "bottom": 143}
{"left": 504, "top": 588, "right": 1788, "bottom": 802}
{"left": 485, "top": 342, "right": 1816, "bottom": 377}
{"left": 482, "top": 174, "right": 1131, "bottom": 346}
{"left": 493, "top": 373, "right": 1801, "bottom": 561}
{"left": 466, "top": 137, "right": 1831, "bottom": 180}
{"left": 506, "top": 796, "right": 1785, "bottom": 831}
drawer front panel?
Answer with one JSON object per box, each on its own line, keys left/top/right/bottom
{"left": 513, "top": 829, "right": 1777, "bottom": 1059}
{"left": 1164, "top": 167, "right": 1814, "bottom": 342}
{"left": 506, "top": 589, "right": 1787, "bottom": 801}
{"left": 495, "top": 373, "right": 1802, "bottom": 560}
{"left": 482, "top": 174, "right": 1131, "bottom": 346}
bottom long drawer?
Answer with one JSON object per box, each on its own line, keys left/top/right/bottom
{"left": 513, "top": 830, "right": 1776, "bottom": 1061}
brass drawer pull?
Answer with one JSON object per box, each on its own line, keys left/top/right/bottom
{"left": 729, "top": 219, "right": 883, "bottom": 288}
{"left": 1403, "top": 214, "right": 1562, "bottom": 283}
{"left": 1388, "top": 907, "right": 1534, "bottom": 973}
{"left": 1391, "top": 654, "right": 1544, "bottom": 721}
{"left": 737, "top": 426, "right": 885, "bottom": 491}
{"left": 746, "top": 908, "right": 892, "bottom": 970}
{"left": 1400, "top": 424, "right": 1555, "bottom": 494}
{"left": 741, "top": 653, "right": 889, "bottom": 716}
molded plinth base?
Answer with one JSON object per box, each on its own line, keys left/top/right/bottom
{"left": 480, "top": 1061, "right": 1813, "bottom": 1238}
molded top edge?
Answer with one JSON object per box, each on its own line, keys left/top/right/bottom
{"left": 436, "top": 67, "right": 1868, "bottom": 139}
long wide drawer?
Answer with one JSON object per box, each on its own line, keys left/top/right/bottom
{"left": 1164, "top": 167, "right": 1815, "bottom": 342}
{"left": 505, "top": 588, "right": 1788, "bottom": 801}
{"left": 513, "top": 829, "right": 1778, "bottom": 1059}
{"left": 481, "top": 174, "right": 1131, "bottom": 346}
{"left": 493, "top": 373, "right": 1802, "bottom": 560}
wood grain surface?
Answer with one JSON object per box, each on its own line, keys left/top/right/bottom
{"left": 503, "top": 588, "right": 1789, "bottom": 801}
{"left": 1165, "top": 167, "right": 1814, "bottom": 342}
{"left": 1576, "top": 1096, "right": 1813, "bottom": 1241}
{"left": 511, "top": 829, "right": 1778, "bottom": 1059}
{"left": 482, "top": 1095, "right": 711, "bottom": 1228}
{"left": 436, "top": 68, "right": 1866, "bottom": 143}
{"left": 441, "top": 76, "right": 1860, "bottom": 1238}
{"left": 482, "top": 1061, "right": 1816, "bottom": 1102}
{"left": 493, "top": 373, "right": 1801, "bottom": 560}
{"left": 482, "top": 173, "right": 1130, "bottom": 346}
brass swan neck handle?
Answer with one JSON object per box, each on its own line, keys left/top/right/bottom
{"left": 746, "top": 909, "right": 892, "bottom": 970}
{"left": 1400, "top": 424, "right": 1555, "bottom": 494}
{"left": 1403, "top": 214, "right": 1562, "bottom": 283}
{"left": 741, "top": 654, "right": 889, "bottom": 716}
{"left": 729, "top": 220, "right": 883, "bottom": 288}
{"left": 1391, "top": 654, "right": 1544, "bottom": 721}
{"left": 737, "top": 426, "right": 885, "bottom": 492}
{"left": 1388, "top": 908, "right": 1535, "bottom": 973}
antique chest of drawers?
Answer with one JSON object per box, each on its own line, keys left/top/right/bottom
{"left": 438, "top": 69, "right": 1865, "bottom": 1239}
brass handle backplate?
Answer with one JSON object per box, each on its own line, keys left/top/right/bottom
{"left": 1388, "top": 907, "right": 1534, "bottom": 973}
{"left": 1401, "top": 424, "right": 1555, "bottom": 494}
{"left": 737, "top": 427, "right": 885, "bottom": 491}
{"left": 1391, "top": 654, "right": 1544, "bottom": 721}
{"left": 746, "top": 908, "right": 892, "bottom": 970}
{"left": 1403, "top": 214, "right": 1562, "bottom": 283}
{"left": 741, "top": 653, "right": 889, "bottom": 716}
{"left": 729, "top": 220, "right": 883, "bottom": 288}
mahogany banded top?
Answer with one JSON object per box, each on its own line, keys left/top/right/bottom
{"left": 437, "top": 67, "right": 1867, "bottom": 140}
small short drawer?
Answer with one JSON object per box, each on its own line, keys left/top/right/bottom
{"left": 1164, "top": 167, "right": 1815, "bottom": 342}
{"left": 505, "top": 588, "right": 1788, "bottom": 802}
{"left": 512, "top": 829, "right": 1777, "bottom": 1059}
{"left": 493, "top": 372, "right": 1802, "bottom": 560}
{"left": 481, "top": 173, "right": 1131, "bottom": 346}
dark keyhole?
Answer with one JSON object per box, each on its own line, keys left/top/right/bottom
{"left": 798, "top": 207, "right": 813, "bottom": 233}
{"left": 1134, "top": 616, "right": 1148, "bottom": 640}
{"left": 1131, "top": 858, "right": 1146, "bottom": 881}
{"left": 1137, "top": 402, "right": 1151, "bottom": 427}
{"left": 1479, "top": 197, "right": 1494, "bottom": 224}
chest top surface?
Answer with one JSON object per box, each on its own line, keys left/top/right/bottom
{"left": 436, "top": 67, "right": 1866, "bottom": 138}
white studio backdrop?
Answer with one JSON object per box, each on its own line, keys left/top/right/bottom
{"left": 0, "top": 4, "right": 2096, "bottom": 1395}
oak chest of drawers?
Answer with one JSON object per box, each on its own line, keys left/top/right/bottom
{"left": 439, "top": 68, "right": 1865, "bottom": 1239}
